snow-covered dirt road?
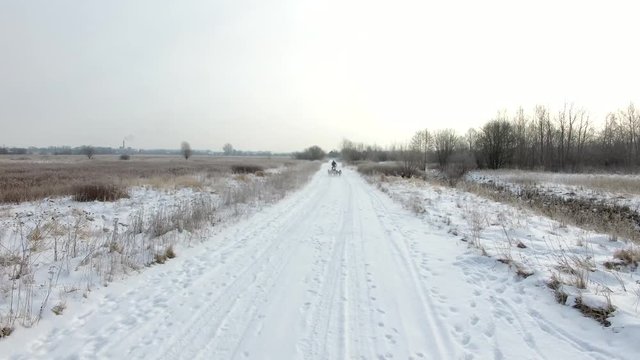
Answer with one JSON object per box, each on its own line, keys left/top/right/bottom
{"left": 1, "top": 165, "right": 628, "bottom": 359}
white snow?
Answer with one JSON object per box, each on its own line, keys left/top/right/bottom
{"left": 1, "top": 165, "right": 638, "bottom": 359}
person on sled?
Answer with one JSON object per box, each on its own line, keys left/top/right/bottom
{"left": 331, "top": 160, "right": 337, "bottom": 170}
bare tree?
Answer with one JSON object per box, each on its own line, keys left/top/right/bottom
{"left": 181, "top": 141, "right": 192, "bottom": 160}
{"left": 294, "top": 145, "right": 325, "bottom": 160}
{"left": 223, "top": 143, "right": 234, "bottom": 156}
{"left": 411, "top": 129, "right": 432, "bottom": 171}
{"left": 621, "top": 103, "right": 640, "bottom": 165}
{"left": 479, "top": 118, "right": 515, "bottom": 169}
{"left": 397, "top": 143, "right": 421, "bottom": 177}
{"left": 512, "top": 107, "right": 531, "bottom": 168}
{"left": 533, "top": 105, "right": 553, "bottom": 168}
{"left": 81, "top": 145, "right": 95, "bottom": 159}
{"left": 433, "top": 129, "right": 458, "bottom": 167}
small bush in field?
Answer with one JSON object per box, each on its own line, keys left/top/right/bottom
{"left": 610, "top": 248, "right": 640, "bottom": 270}
{"left": 231, "top": 164, "right": 264, "bottom": 174}
{"left": 165, "top": 245, "right": 176, "bottom": 259}
{"left": 154, "top": 253, "right": 167, "bottom": 264}
{"left": 614, "top": 248, "right": 640, "bottom": 265}
{"left": 573, "top": 297, "right": 615, "bottom": 327}
{"left": 119, "top": 154, "right": 130, "bottom": 160}
{"left": 51, "top": 302, "right": 66, "bottom": 315}
{"left": 442, "top": 163, "right": 471, "bottom": 187}
{"left": 0, "top": 326, "right": 13, "bottom": 338}
{"left": 72, "top": 184, "right": 129, "bottom": 202}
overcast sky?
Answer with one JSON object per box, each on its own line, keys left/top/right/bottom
{"left": 1, "top": 0, "right": 639, "bottom": 152}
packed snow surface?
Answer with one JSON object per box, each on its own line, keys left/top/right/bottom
{"left": 1, "top": 165, "right": 634, "bottom": 359}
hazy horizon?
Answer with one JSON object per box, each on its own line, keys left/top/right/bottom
{"left": 1, "top": 0, "right": 639, "bottom": 152}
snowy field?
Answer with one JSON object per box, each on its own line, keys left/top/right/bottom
{"left": 469, "top": 169, "right": 640, "bottom": 211}
{"left": 1, "top": 163, "right": 638, "bottom": 359}
{"left": 0, "top": 156, "right": 318, "bottom": 343}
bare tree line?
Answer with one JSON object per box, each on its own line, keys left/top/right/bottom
{"left": 342, "top": 103, "right": 640, "bottom": 172}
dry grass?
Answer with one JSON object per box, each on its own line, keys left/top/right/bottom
{"left": 165, "top": 245, "right": 176, "bottom": 259}
{"left": 72, "top": 184, "right": 129, "bottom": 202}
{"left": 231, "top": 164, "right": 264, "bottom": 174}
{"left": 458, "top": 180, "right": 640, "bottom": 243}
{"left": 357, "top": 162, "right": 407, "bottom": 177}
{"left": 483, "top": 170, "right": 640, "bottom": 196}
{"left": 573, "top": 297, "right": 615, "bottom": 327}
{"left": 605, "top": 247, "right": 640, "bottom": 271}
{"left": 0, "top": 156, "right": 318, "bottom": 338}
{"left": 134, "top": 175, "right": 206, "bottom": 190}
{"left": 547, "top": 274, "right": 569, "bottom": 304}
{"left": 0, "top": 326, "right": 13, "bottom": 338}
{"left": 0, "top": 155, "right": 292, "bottom": 203}
{"left": 613, "top": 248, "right": 640, "bottom": 265}
{"left": 51, "top": 302, "right": 66, "bottom": 316}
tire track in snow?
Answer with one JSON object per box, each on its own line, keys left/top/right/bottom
{"left": 301, "top": 178, "right": 352, "bottom": 359}
{"left": 359, "top": 179, "right": 458, "bottom": 359}
{"left": 363, "top": 182, "right": 458, "bottom": 359}
{"left": 300, "top": 173, "right": 379, "bottom": 359}
{"left": 154, "top": 176, "right": 329, "bottom": 360}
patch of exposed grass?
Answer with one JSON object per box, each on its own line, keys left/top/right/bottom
{"left": 489, "top": 170, "right": 640, "bottom": 196}
{"left": 573, "top": 297, "right": 615, "bottom": 327}
{"left": 231, "top": 164, "right": 264, "bottom": 174}
{"left": 51, "top": 302, "right": 66, "bottom": 316}
{"left": 165, "top": 245, "right": 176, "bottom": 259}
{"left": 154, "top": 253, "right": 167, "bottom": 264}
{"left": 613, "top": 248, "right": 640, "bottom": 266}
{"left": 0, "top": 155, "right": 291, "bottom": 203}
{"left": 458, "top": 180, "right": 640, "bottom": 243}
{"left": 547, "top": 274, "right": 568, "bottom": 304}
{"left": 0, "top": 326, "right": 13, "bottom": 338}
{"left": 605, "top": 248, "right": 640, "bottom": 271}
{"left": 72, "top": 184, "right": 129, "bottom": 202}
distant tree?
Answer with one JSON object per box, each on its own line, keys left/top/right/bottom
{"left": 478, "top": 119, "right": 515, "bottom": 169}
{"left": 433, "top": 129, "right": 458, "bottom": 167}
{"left": 223, "top": 143, "right": 234, "bottom": 155}
{"left": 327, "top": 150, "right": 340, "bottom": 158}
{"left": 397, "top": 143, "right": 421, "bottom": 177}
{"left": 411, "top": 129, "right": 432, "bottom": 170}
{"left": 294, "top": 145, "right": 326, "bottom": 160}
{"left": 181, "top": 141, "right": 192, "bottom": 160}
{"left": 341, "top": 139, "right": 368, "bottom": 162}
{"left": 0, "top": 147, "right": 7, "bottom": 155}
{"left": 81, "top": 145, "right": 95, "bottom": 159}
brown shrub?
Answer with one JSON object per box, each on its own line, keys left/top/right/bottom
{"left": 611, "top": 248, "right": 640, "bottom": 270}
{"left": 72, "top": 184, "right": 129, "bottom": 202}
{"left": 154, "top": 253, "right": 167, "bottom": 264}
{"left": 231, "top": 164, "right": 264, "bottom": 174}
{"left": 613, "top": 248, "right": 640, "bottom": 265}
{"left": 573, "top": 297, "right": 615, "bottom": 327}
{"left": 51, "top": 302, "right": 66, "bottom": 315}
{"left": 165, "top": 245, "right": 176, "bottom": 259}
{"left": 0, "top": 326, "right": 13, "bottom": 338}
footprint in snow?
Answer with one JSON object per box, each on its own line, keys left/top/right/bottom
{"left": 385, "top": 334, "right": 397, "bottom": 344}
